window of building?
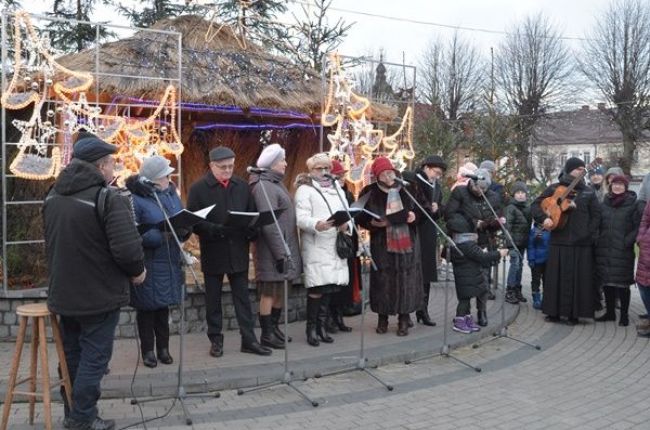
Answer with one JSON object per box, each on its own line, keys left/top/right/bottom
{"left": 583, "top": 152, "right": 591, "bottom": 165}
{"left": 560, "top": 153, "right": 568, "bottom": 167}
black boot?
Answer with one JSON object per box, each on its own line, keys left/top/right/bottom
{"left": 376, "top": 314, "right": 389, "bottom": 334}
{"left": 157, "top": 348, "right": 173, "bottom": 365}
{"left": 271, "top": 307, "right": 292, "bottom": 343}
{"left": 325, "top": 307, "right": 339, "bottom": 334}
{"left": 316, "top": 294, "right": 334, "bottom": 343}
{"left": 619, "top": 287, "right": 630, "bottom": 327}
{"left": 397, "top": 314, "right": 409, "bottom": 336}
{"left": 505, "top": 287, "right": 519, "bottom": 304}
{"left": 416, "top": 288, "right": 436, "bottom": 326}
{"left": 306, "top": 296, "right": 320, "bottom": 346}
{"left": 515, "top": 286, "right": 527, "bottom": 303}
{"left": 332, "top": 306, "right": 352, "bottom": 332}
{"left": 259, "top": 314, "right": 285, "bottom": 349}
{"left": 142, "top": 351, "right": 157, "bottom": 368}
{"left": 477, "top": 310, "right": 488, "bottom": 327}
{"left": 596, "top": 286, "right": 616, "bottom": 322}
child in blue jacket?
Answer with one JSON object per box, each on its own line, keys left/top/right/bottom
{"left": 527, "top": 223, "right": 550, "bottom": 310}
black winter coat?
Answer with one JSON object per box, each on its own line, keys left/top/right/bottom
{"left": 595, "top": 191, "right": 643, "bottom": 287}
{"left": 444, "top": 185, "right": 502, "bottom": 247}
{"left": 531, "top": 174, "right": 601, "bottom": 247}
{"left": 44, "top": 159, "right": 144, "bottom": 316}
{"left": 504, "top": 200, "right": 532, "bottom": 249}
{"left": 187, "top": 173, "right": 256, "bottom": 275}
{"left": 451, "top": 238, "right": 502, "bottom": 300}
{"left": 403, "top": 169, "right": 444, "bottom": 283}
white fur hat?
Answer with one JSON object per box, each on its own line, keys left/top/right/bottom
{"left": 256, "top": 143, "right": 286, "bottom": 169}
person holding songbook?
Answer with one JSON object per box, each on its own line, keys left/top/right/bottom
{"left": 125, "top": 156, "right": 187, "bottom": 368}
{"left": 188, "top": 146, "right": 271, "bottom": 358}
{"left": 356, "top": 156, "right": 423, "bottom": 336}
{"left": 294, "top": 153, "right": 352, "bottom": 346}
{"left": 249, "top": 143, "right": 302, "bottom": 349}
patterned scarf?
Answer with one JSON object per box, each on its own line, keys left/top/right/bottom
{"left": 385, "top": 186, "right": 412, "bottom": 253}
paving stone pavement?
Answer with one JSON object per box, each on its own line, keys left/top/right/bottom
{"left": 2, "top": 265, "right": 650, "bottom": 429}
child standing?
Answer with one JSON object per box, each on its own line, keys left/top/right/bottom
{"left": 527, "top": 223, "right": 550, "bottom": 310}
{"left": 504, "top": 181, "right": 532, "bottom": 304}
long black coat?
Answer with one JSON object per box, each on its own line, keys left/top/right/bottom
{"left": 531, "top": 174, "right": 602, "bottom": 318}
{"left": 595, "top": 191, "right": 643, "bottom": 287}
{"left": 403, "top": 169, "right": 444, "bottom": 283}
{"left": 187, "top": 172, "right": 256, "bottom": 275}
{"left": 357, "top": 183, "right": 423, "bottom": 315}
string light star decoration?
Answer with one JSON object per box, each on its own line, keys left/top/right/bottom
{"left": 381, "top": 106, "right": 415, "bottom": 168}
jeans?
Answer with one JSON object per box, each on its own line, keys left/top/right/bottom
{"left": 136, "top": 307, "right": 169, "bottom": 354}
{"left": 506, "top": 247, "right": 525, "bottom": 288}
{"left": 638, "top": 283, "right": 650, "bottom": 315}
{"left": 59, "top": 309, "right": 120, "bottom": 422}
{"left": 204, "top": 271, "right": 256, "bottom": 344}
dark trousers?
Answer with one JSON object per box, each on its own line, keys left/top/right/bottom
{"left": 136, "top": 307, "right": 169, "bottom": 354}
{"left": 456, "top": 290, "right": 488, "bottom": 316}
{"left": 531, "top": 263, "right": 546, "bottom": 293}
{"left": 59, "top": 309, "right": 119, "bottom": 422}
{"left": 603, "top": 285, "right": 631, "bottom": 316}
{"left": 205, "top": 271, "right": 256, "bottom": 344}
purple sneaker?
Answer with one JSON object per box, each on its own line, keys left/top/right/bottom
{"left": 452, "top": 316, "right": 472, "bottom": 334}
{"left": 465, "top": 315, "right": 481, "bottom": 332}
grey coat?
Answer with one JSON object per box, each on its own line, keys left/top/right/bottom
{"left": 249, "top": 170, "right": 302, "bottom": 282}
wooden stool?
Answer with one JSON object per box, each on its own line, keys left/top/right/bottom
{"left": 1, "top": 303, "right": 73, "bottom": 430}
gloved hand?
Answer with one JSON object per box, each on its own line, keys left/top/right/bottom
{"left": 275, "top": 259, "right": 285, "bottom": 274}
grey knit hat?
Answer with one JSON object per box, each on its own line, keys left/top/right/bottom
{"left": 511, "top": 181, "right": 528, "bottom": 195}
{"left": 140, "top": 155, "right": 175, "bottom": 180}
{"left": 475, "top": 168, "right": 492, "bottom": 191}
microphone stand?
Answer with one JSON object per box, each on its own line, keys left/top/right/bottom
{"left": 473, "top": 186, "right": 541, "bottom": 351}
{"left": 236, "top": 175, "right": 319, "bottom": 407}
{"left": 130, "top": 186, "right": 218, "bottom": 427}
{"left": 312, "top": 177, "right": 394, "bottom": 391}
{"left": 399, "top": 176, "right": 481, "bottom": 372}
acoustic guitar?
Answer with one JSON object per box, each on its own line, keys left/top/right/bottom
{"left": 540, "top": 169, "right": 588, "bottom": 231}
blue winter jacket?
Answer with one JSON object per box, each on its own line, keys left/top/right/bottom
{"left": 527, "top": 224, "right": 550, "bottom": 267}
{"left": 126, "top": 175, "right": 185, "bottom": 310}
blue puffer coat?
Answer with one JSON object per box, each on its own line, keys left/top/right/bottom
{"left": 527, "top": 224, "right": 550, "bottom": 267}
{"left": 126, "top": 175, "right": 185, "bottom": 310}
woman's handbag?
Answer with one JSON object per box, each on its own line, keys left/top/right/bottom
{"left": 310, "top": 183, "right": 355, "bottom": 259}
{"left": 335, "top": 231, "right": 355, "bottom": 259}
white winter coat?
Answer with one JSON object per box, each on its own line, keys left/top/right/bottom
{"left": 294, "top": 179, "right": 350, "bottom": 288}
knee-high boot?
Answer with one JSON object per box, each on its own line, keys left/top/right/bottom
{"left": 306, "top": 296, "right": 320, "bottom": 346}
{"left": 316, "top": 294, "right": 334, "bottom": 343}
{"left": 271, "top": 307, "right": 292, "bottom": 343}
{"left": 596, "top": 286, "right": 616, "bottom": 321}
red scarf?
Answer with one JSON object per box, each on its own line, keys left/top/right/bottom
{"left": 218, "top": 179, "right": 230, "bottom": 188}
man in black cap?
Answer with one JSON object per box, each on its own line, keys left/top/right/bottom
{"left": 403, "top": 155, "right": 447, "bottom": 326}
{"left": 187, "top": 146, "right": 271, "bottom": 357}
{"left": 531, "top": 157, "right": 601, "bottom": 325}
{"left": 44, "top": 132, "right": 146, "bottom": 430}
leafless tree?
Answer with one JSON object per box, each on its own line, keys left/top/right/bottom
{"left": 286, "top": 0, "right": 353, "bottom": 72}
{"left": 496, "top": 13, "right": 573, "bottom": 179}
{"left": 418, "top": 30, "right": 482, "bottom": 121}
{"left": 580, "top": 0, "right": 650, "bottom": 175}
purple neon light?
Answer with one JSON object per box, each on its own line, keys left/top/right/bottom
{"left": 118, "top": 95, "right": 312, "bottom": 120}
{"left": 194, "top": 122, "right": 318, "bottom": 131}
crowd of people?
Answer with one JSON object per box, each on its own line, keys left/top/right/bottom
{"left": 42, "top": 131, "right": 650, "bottom": 430}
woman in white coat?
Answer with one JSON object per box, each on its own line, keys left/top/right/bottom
{"left": 294, "top": 153, "right": 351, "bottom": 346}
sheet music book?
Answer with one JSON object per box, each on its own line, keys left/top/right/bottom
{"left": 386, "top": 209, "right": 409, "bottom": 225}
{"left": 156, "top": 204, "right": 216, "bottom": 230}
{"left": 225, "top": 208, "right": 286, "bottom": 228}
{"left": 327, "top": 207, "right": 381, "bottom": 226}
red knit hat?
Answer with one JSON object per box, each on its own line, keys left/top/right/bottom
{"left": 331, "top": 159, "right": 347, "bottom": 176}
{"left": 371, "top": 156, "right": 394, "bottom": 178}
{"left": 609, "top": 174, "right": 629, "bottom": 188}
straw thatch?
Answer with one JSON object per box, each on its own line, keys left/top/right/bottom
{"left": 53, "top": 15, "right": 397, "bottom": 121}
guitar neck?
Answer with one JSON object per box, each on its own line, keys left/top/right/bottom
{"left": 558, "top": 172, "right": 585, "bottom": 201}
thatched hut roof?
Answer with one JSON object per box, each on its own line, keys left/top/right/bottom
{"left": 54, "top": 15, "right": 397, "bottom": 121}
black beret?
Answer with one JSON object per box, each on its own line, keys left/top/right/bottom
{"left": 209, "top": 146, "right": 235, "bottom": 161}
{"left": 73, "top": 132, "right": 117, "bottom": 162}
{"left": 420, "top": 155, "right": 447, "bottom": 171}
